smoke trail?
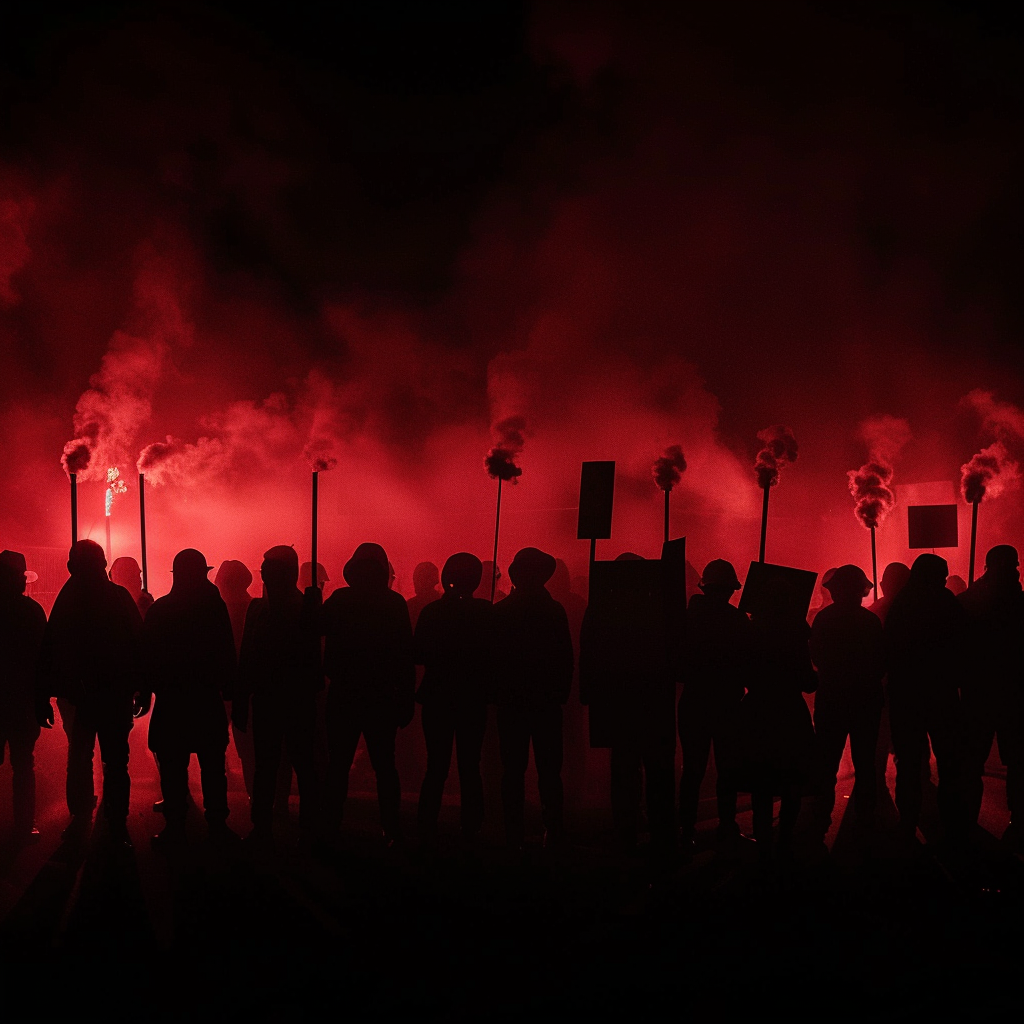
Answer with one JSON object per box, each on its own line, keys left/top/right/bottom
{"left": 754, "top": 425, "right": 798, "bottom": 489}
{"left": 137, "top": 435, "right": 226, "bottom": 487}
{"left": 61, "top": 439, "right": 93, "bottom": 477}
{"left": 484, "top": 415, "right": 526, "bottom": 483}
{"left": 304, "top": 442, "right": 338, "bottom": 473}
{"left": 652, "top": 444, "right": 687, "bottom": 491}
{"left": 858, "top": 415, "right": 911, "bottom": 465}
{"left": 847, "top": 461, "right": 895, "bottom": 530}
{"left": 961, "top": 442, "right": 1017, "bottom": 504}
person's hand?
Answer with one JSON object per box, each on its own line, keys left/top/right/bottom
{"left": 36, "top": 699, "right": 55, "bottom": 729}
{"left": 133, "top": 692, "right": 152, "bottom": 718}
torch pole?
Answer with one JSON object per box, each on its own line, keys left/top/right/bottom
{"left": 664, "top": 488, "right": 670, "bottom": 544}
{"left": 70, "top": 472, "right": 78, "bottom": 547}
{"left": 870, "top": 525, "right": 878, "bottom": 602}
{"left": 758, "top": 486, "right": 770, "bottom": 564}
{"left": 490, "top": 477, "right": 502, "bottom": 603}
{"left": 969, "top": 499, "right": 979, "bottom": 585}
{"left": 311, "top": 471, "right": 319, "bottom": 590}
{"left": 139, "top": 473, "right": 149, "bottom": 593}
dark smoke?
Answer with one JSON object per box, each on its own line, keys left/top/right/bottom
{"left": 754, "top": 426, "right": 798, "bottom": 489}
{"left": 61, "top": 438, "right": 93, "bottom": 477}
{"left": 304, "top": 442, "right": 338, "bottom": 473}
{"left": 652, "top": 444, "right": 687, "bottom": 491}
{"left": 847, "top": 461, "right": 896, "bottom": 530}
{"left": 484, "top": 415, "right": 526, "bottom": 483}
{"left": 961, "top": 442, "right": 1015, "bottom": 504}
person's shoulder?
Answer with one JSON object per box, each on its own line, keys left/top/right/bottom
{"left": 20, "top": 593, "right": 47, "bottom": 622}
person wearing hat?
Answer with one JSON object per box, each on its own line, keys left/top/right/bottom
{"left": 0, "top": 550, "right": 47, "bottom": 843}
{"left": 808, "top": 564, "right": 886, "bottom": 842}
{"left": 36, "top": 540, "right": 146, "bottom": 846}
{"left": 413, "top": 552, "right": 494, "bottom": 843}
{"left": 958, "top": 545, "right": 1024, "bottom": 849}
{"left": 235, "top": 545, "right": 324, "bottom": 844}
{"left": 677, "top": 559, "right": 752, "bottom": 856}
{"left": 321, "top": 542, "right": 414, "bottom": 844}
{"left": 109, "top": 556, "right": 154, "bottom": 618}
{"left": 492, "top": 546, "right": 573, "bottom": 849}
{"left": 885, "top": 553, "right": 969, "bottom": 845}
{"left": 143, "top": 549, "right": 238, "bottom": 845}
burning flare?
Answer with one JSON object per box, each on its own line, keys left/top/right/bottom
{"left": 652, "top": 445, "right": 687, "bottom": 491}
{"left": 61, "top": 438, "right": 93, "bottom": 477}
{"left": 485, "top": 415, "right": 526, "bottom": 483}
{"left": 754, "top": 425, "right": 798, "bottom": 489}
{"left": 847, "top": 461, "right": 895, "bottom": 530}
{"left": 303, "top": 440, "right": 338, "bottom": 473}
{"left": 105, "top": 466, "right": 127, "bottom": 516}
{"left": 961, "top": 441, "right": 1017, "bottom": 504}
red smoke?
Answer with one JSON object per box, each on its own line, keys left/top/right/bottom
{"left": 961, "top": 442, "right": 1015, "bottom": 504}
{"left": 61, "top": 439, "right": 93, "bottom": 477}
{"left": 847, "top": 461, "right": 895, "bottom": 530}
{"left": 485, "top": 415, "right": 526, "bottom": 483}
{"left": 754, "top": 426, "right": 798, "bottom": 489}
{"left": 652, "top": 445, "right": 687, "bottom": 491}
{"left": 304, "top": 443, "right": 338, "bottom": 473}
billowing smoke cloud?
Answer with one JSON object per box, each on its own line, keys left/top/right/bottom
{"left": 859, "top": 415, "right": 912, "bottom": 465}
{"left": 484, "top": 415, "right": 526, "bottom": 483}
{"left": 61, "top": 439, "right": 92, "bottom": 477}
{"left": 754, "top": 426, "right": 798, "bottom": 489}
{"left": 847, "top": 462, "right": 895, "bottom": 530}
{"left": 961, "top": 442, "right": 1017, "bottom": 504}
{"left": 652, "top": 444, "right": 687, "bottom": 491}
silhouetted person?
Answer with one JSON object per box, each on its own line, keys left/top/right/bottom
{"left": 475, "top": 561, "right": 507, "bottom": 603}
{"left": 946, "top": 574, "right": 967, "bottom": 597}
{"left": 216, "top": 559, "right": 256, "bottom": 797}
{"left": 144, "top": 549, "right": 237, "bottom": 845}
{"left": 413, "top": 553, "right": 493, "bottom": 842}
{"left": 322, "top": 543, "right": 414, "bottom": 843}
{"left": 869, "top": 562, "right": 911, "bottom": 626}
{"left": 493, "top": 547, "right": 573, "bottom": 849}
{"left": 299, "top": 561, "right": 330, "bottom": 595}
{"left": 0, "top": 551, "right": 47, "bottom": 843}
{"left": 676, "top": 560, "right": 751, "bottom": 855}
{"left": 809, "top": 565, "right": 886, "bottom": 841}
{"left": 36, "top": 540, "right": 146, "bottom": 845}
{"left": 235, "top": 545, "right": 323, "bottom": 843}
{"left": 807, "top": 567, "right": 837, "bottom": 624}
{"left": 407, "top": 562, "right": 442, "bottom": 630}
{"left": 739, "top": 590, "right": 816, "bottom": 865}
{"left": 580, "top": 553, "right": 675, "bottom": 857}
{"left": 110, "top": 555, "right": 154, "bottom": 618}
{"left": 958, "top": 545, "right": 1024, "bottom": 848}
{"left": 885, "top": 553, "right": 968, "bottom": 844}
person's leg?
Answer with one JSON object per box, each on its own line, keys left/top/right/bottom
{"left": 363, "top": 710, "right": 401, "bottom": 839}
{"left": 927, "top": 693, "right": 967, "bottom": 842}
{"left": 156, "top": 747, "right": 191, "bottom": 830}
{"left": 959, "top": 688, "right": 995, "bottom": 829}
{"left": 610, "top": 741, "right": 642, "bottom": 850}
{"left": 8, "top": 723, "right": 40, "bottom": 835}
{"left": 811, "top": 704, "right": 851, "bottom": 839}
{"left": 284, "top": 700, "right": 321, "bottom": 836}
{"left": 325, "top": 698, "right": 363, "bottom": 829}
{"left": 94, "top": 703, "right": 132, "bottom": 823}
{"left": 751, "top": 787, "right": 774, "bottom": 863}
{"left": 889, "top": 693, "right": 927, "bottom": 838}
{"left": 65, "top": 702, "right": 97, "bottom": 818}
{"left": 496, "top": 706, "right": 530, "bottom": 848}
{"left": 642, "top": 732, "right": 677, "bottom": 853}
{"left": 251, "top": 697, "right": 285, "bottom": 830}
{"left": 454, "top": 702, "right": 488, "bottom": 838}
{"left": 711, "top": 714, "right": 740, "bottom": 836}
{"left": 418, "top": 702, "right": 456, "bottom": 839}
{"left": 677, "top": 705, "right": 712, "bottom": 840}
{"left": 532, "top": 705, "right": 565, "bottom": 838}
{"left": 197, "top": 744, "right": 230, "bottom": 827}
{"left": 848, "top": 707, "right": 882, "bottom": 828}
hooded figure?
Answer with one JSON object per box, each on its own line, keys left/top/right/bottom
{"left": 36, "top": 540, "right": 146, "bottom": 844}
{"left": 0, "top": 550, "right": 47, "bottom": 842}
{"left": 492, "top": 547, "right": 574, "bottom": 849}
{"left": 144, "top": 548, "right": 237, "bottom": 844}
{"left": 958, "top": 545, "right": 1024, "bottom": 847}
{"left": 413, "top": 552, "right": 494, "bottom": 841}
{"left": 809, "top": 564, "right": 886, "bottom": 840}
{"left": 321, "top": 542, "right": 414, "bottom": 843}
{"left": 235, "top": 545, "right": 323, "bottom": 842}
{"left": 884, "top": 553, "right": 969, "bottom": 843}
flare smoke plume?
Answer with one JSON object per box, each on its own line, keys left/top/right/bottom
{"left": 485, "top": 416, "right": 526, "bottom": 483}
{"left": 754, "top": 426, "right": 798, "bottom": 489}
{"left": 652, "top": 445, "right": 687, "bottom": 491}
{"left": 961, "top": 443, "right": 1016, "bottom": 504}
{"left": 61, "top": 440, "right": 92, "bottom": 477}
{"left": 848, "top": 462, "right": 895, "bottom": 530}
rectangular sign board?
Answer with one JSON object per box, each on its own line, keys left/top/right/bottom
{"left": 907, "top": 504, "right": 958, "bottom": 549}
{"left": 738, "top": 561, "right": 818, "bottom": 619}
{"left": 577, "top": 461, "right": 615, "bottom": 540}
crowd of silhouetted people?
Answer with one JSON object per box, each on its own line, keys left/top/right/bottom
{"left": 0, "top": 536, "right": 1020, "bottom": 872}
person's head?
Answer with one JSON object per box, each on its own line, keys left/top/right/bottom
{"left": 214, "top": 559, "right": 253, "bottom": 598}
{"left": 299, "top": 561, "right": 330, "bottom": 590}
{"left": 880, "top": 562, "right": 911, "bottom": 599}
{"left": 699, "top": 559, "right": 741, "bottom": 601}
{"left": 110, "top": 556, "right": 143, "bottom": 598}
{"left": 0, "top": 550, "right": 29, "bottom": 597}
{"left": 823, "top": 564, "right": 872, "bottom": 607}
{"left": 507, "top": 547, "right": 556, "bottom": 593}
{"left": 615, "top": 551, "right": 643, "bottom": 561}
{"left": 68, "top": 539, "right": 106, "bottom": 579}
{"left": 412, "top": 562, "right": 440, "bottom": 598}
{"left": 261, "top": 545, "right": 300, "bottom": 594}
{"left": 342, "top": 543, "right": 390, "bottom": 591}
{"left": 945, "top": 574, "right": 967, "bottom": 596}
{"left": 984, "top": 544, "right": 1020, "bottom": 583}
{"left": 910, "top": 552, "right": 948, "bottom": 589}
{"left": 441, "top": 553, "right": 482, "bottom": 598}
{"left": 171, "top": 549, "right": 213, "bottom": 593}
{"left": 818, "top": 567, "right": 837, "bottom": 606}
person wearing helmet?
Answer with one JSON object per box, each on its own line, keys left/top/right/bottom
{"left": 144, "top": 549, "right": 237, "bottom": 846}
{"left": 0, "top": 550, "right": 47, "bottom": 843}
{"left": 958, "top": 545, "right": 1024, "bottom": 849}
{"left": 492, "top": 547, "right": 573, "bottom": 850}
{"left": 413, "top": 553, "right": 494, "bottom": 843}
{"left": 677, "top": 559, "right": 752, "bottom": 857}
{"left": 808, "top": 564, "right": 886, "bottom": 843}
{"left": 36, "top": 540, "right": 146, "bottom": 847}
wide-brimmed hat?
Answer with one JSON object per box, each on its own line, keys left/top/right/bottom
{"left": 0, "top": 550, "right": 37, "bottom": 583}
{"left": 508, "top": 547, "right": 556, "bottom": 588}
